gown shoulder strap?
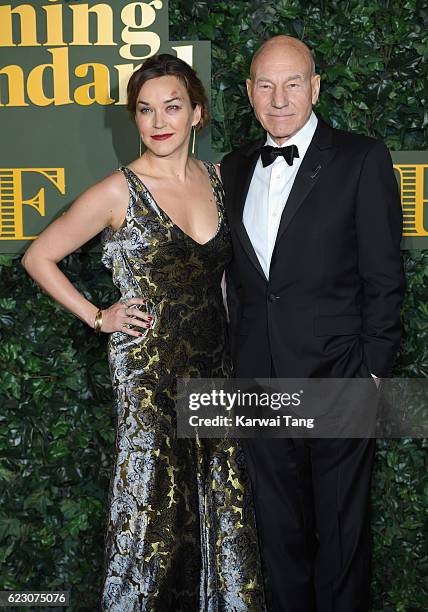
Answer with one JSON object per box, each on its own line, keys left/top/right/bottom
{"left": 202, "top": 160, "right": 224, "bottom": 194}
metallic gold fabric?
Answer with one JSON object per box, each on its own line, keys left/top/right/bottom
{"left": 99, "top": 163, "right": 266, "bottom": 611}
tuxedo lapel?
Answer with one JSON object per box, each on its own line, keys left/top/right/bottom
{"left": 274, "top": 119, "right": 336, "bottom": 247}
{"left": 231, "top": 139, "right": 267, "bottom": 281}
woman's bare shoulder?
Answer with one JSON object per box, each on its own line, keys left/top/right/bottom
{"left": 79, "top": 168, "right": 129, "bottom": 205}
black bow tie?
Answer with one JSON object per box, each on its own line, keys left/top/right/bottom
{"left": 260, "top": 144, "right": 300, "bottom": 168}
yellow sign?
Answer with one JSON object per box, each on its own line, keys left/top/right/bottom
{"left": 393, "top": 164, "right": 428, "bottom": 237}
{"left": 0, "top": 168, "right": 65, "bottom": 240}
{"left": 0, "top": 1, "right": 195, "bottom": 107}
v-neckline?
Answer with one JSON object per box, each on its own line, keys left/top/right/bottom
{"left": 124, "top": 162, "right": 222, "bottom": 247}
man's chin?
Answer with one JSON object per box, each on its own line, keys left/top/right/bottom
{"left": 266, "top": 130, "right": 294, "bottom": 144}
{"left": 260, "top": 122, "right": 295, "bottom": 142}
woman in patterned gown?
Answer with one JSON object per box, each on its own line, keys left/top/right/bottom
{"left": 22, "top": 54, "right": 266, "bottom": 611}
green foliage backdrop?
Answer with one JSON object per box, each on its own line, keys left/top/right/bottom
{"left": 0, "top": 1, "right": 426, "bottom": 610}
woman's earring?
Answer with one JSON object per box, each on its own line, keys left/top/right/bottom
{"left": 191, "top": 126, "right": 196, "bottom": 156}
{"left": 139, "top": 136, "right": 142, "bottom": 157}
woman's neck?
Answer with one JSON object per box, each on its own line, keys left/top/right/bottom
{"left": 140, "top": 146, "right": 195, "bottom": 183}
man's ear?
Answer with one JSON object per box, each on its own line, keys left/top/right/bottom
{"left": 311, "top": 74, "right": 321, "bottom": 105}
{"left": 246, "top": 79, "right": 254, "bottom": 108}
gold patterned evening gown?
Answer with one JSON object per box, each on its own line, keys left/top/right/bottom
{"left": 99, "top": 162, "right": 266, "bottom": 611}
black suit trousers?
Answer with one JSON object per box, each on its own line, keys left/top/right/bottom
{"left": 243, "top": 432, "right": 375, "bottom": 612}
{"left": 242, "top": 361, "right": 376, "bottom": 612}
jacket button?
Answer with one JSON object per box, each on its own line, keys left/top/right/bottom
{"left": 268, "top": 293, "right": 280, "bottom": 302}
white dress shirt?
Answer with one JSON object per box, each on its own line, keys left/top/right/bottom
{"left": 243, "top": 111, "right": 318, "bottom": 279}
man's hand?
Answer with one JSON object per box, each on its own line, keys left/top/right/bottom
{"left": 371, "top": 374, "right": 382, "bottom": 388}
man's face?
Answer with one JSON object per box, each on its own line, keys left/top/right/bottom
{"left": 246, "top": 44, "right": 320, "bottom": 145}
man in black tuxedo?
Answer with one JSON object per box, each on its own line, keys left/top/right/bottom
{"left": 220, "top": 36, "right": 404, "bottom": 612}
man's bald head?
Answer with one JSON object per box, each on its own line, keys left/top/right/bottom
{"left": 250, "top": 35, "right": 316, "bottom": 80}
{"left": 246, "top": 34, "right": 320, "bottom": 144}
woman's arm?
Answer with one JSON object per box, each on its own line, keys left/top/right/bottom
{"left": 21, "top": 171, "right": 148, "bottom": 335}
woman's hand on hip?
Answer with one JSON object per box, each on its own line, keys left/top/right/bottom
{"left": 100, "top": 298, "right": 152, "bottom": 336}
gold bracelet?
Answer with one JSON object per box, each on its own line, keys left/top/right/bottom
{"left": 93, "top": 309, "right": 103, "bottom": 334}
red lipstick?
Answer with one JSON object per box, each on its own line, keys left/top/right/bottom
{"left": 152, "top": 133, "right": 173, "bottom": 141}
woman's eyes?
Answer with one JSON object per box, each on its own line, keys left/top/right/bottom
{"left": 139, "top": 105, "right": 181, "bottom": 113}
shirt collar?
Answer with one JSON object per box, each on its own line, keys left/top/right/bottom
{"left": 265, "top": 110, "right": 318, "bottom": 149}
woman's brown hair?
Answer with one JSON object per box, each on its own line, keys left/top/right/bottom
{"left": 127, "top": 53, "right": 209, "bottom": 131}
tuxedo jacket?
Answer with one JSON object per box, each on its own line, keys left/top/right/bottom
{"left": 220, "top": 117, "right": 405, "bottom": 379}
